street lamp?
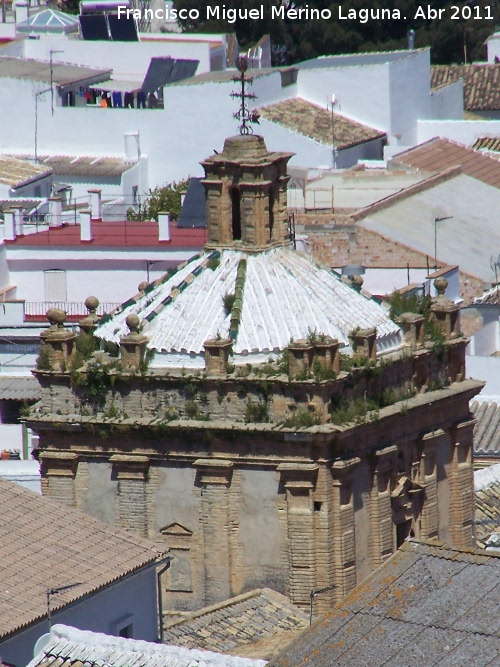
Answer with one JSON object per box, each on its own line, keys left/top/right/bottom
{"left": 434, "top": 215, "right": 453, "bottom": 270}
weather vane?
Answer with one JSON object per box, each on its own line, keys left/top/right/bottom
{"left": 231, "top": 56, "right": 260, "bottom": 135}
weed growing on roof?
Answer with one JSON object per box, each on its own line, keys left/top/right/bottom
{"left": 282, "top": 407, "right": 321, "bottom": 429}
{"left": 244, "top": 398, "right": 269, "bottom": 423}
{"left": 36, "top": 346, "right": 51, "bottom": 371}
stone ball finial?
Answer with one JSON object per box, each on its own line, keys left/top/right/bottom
{"left": 85, "top": 296, "right": 99, "bottom": 313}
{"left": 349, "top": 274, "right": 364, "bottom": 289}
{"left": 126, "top": 313, "right": 141, "bottom": 334}
{"left": 434, "top": 277, "right": 448, "bottom": 298}
{"left": 46, "top": 308, "right": 66, "bottom": 328}
{"left": 138, "top": 281, "right": 148, "bottom": 292}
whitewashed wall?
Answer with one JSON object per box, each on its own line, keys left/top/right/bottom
{"left": 388, "top": 49, "right": 432, "bottom": 145}
{"left": 0, "top": 568, "right": 159, "bottom": 667}
{"left": 430, "top": 81, "right": 464, "bottom": 120}
{"left": 21, "top": 37, "right": 214, "bottom": 78}
{"left": 417, "top": 119, "right": 500, "bottom": 145}
{"left": 298, "top": 61, "right": 391, "bottom": 135}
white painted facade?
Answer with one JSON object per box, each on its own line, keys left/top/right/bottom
{"left": 3, "top": 32, "right": 227, "bottom": 79}
{"left": 486, "top": 33, "right": 500, "bottom": 63}
{"left": 2, "top": 243, "right": 201, "bottom": 304}
{"left": 417, "top": 119, "right": 500, "bottom": 147}
{"left": 0, "top": 48, "right": 468, "bottom": 191}
{"left": 0, "top": 567, "right": 160, "bottom": 667}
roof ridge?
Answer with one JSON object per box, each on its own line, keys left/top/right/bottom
{"left": 352, "top": 166, "right": 461, "bottom": 221}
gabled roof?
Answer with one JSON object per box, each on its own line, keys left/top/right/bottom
{"left": 0, "top": 156, "right": 52, "bottom": 189}
{"left": 259, "top": 98, "right": 386, "bottom": 150}
{"left": 270, "top": 540, "right": 500, "bottom": 667}
{"left": 0, "top": 375, "right": 41, "bottom": 401}
{"left": 95, "top": 247, "right": 401, "bottom": 359}
{"left": 475, "top": 463, "right": 500, "bottom": 548}
{"left": 391, "top": 137, "right": 500, "bottom": 188}
{"left": 473, "top": 136, "right": 500, "bottom": 153}
{"left": 357, "top": 172, "right": 500, "bottom": 284}
{"left": 0, "top": 56, "right": 111, "bottom": 89}
{"left": 3, "top": 221, "right": 206, "bottom": 248}
{"left": 163, "top": 588, "right": 309, "bottom": 660}
{"left": 431, "top": 64, "right": 500, "bottom": 111}
{"left": 471, "top": 400, "right": 500, "bottom": 458}
{"left": 28, "top": 625, "right": 266, "bottom": 667}
{"left": 6, "top": 154, "right": 136, "bottom": 178}
{"left": 0, "top": 478, "right": 165, "bottom": 640}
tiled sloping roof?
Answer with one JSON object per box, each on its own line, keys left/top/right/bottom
{"left": 169, "top": 67, "right": 293, "bottom": 86}
{"left": 475, "top": 464, "right": 500, "bottom": 548}
{"left": 0, "top": 56, "right": 111, "bottom": 88}
{"left": 3, "top": 221, "right": 206, "bottom": 248}
{"left": 473, "top": 286, "right": 500, "bottom": 305}
{"left": 95, "top": 247, "right": 401, "bottom": 358}
{"left": 259, "top": 98, "right": 386, "bottom": 150}
{"left": 0, "top": 376, "right": 41, "bottom": 401}
{"left": 270, "top": 540, "right": 500, "bottom": 667}
{"left": 0, "top": 478, "right": 166, "bottom": 640}
{"left": 28, "top": 624, "right": 266, "bottom": 667}
{"left": 163, "top": 588, "right": 309, "bottom": 659}
{"left": 471, "top": 400, "right": 500, "bottom": 458}
{"left": 7, "top": 154, "right": 136, "bottom": 178}
{"left": 0, "top": 156, "right": 52, "bottom": 188}
{"left": 392, "top": 137, "right": 500, "bottom": 188}
{"left": 431, "top": 64, "right": 500, "bottom": 111}
{"left": 473, "top": 137, "right": 500, "bottom": 153}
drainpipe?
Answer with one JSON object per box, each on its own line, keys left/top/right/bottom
{"left": 157, "top": 556, "right": 173, "bottom": 643}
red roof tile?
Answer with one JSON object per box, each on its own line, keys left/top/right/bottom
{"left": 391, "top": 137, "right": 500, "bottom": 188}
{"left": 4, "top": 221, "right": 207, "bottom": 248}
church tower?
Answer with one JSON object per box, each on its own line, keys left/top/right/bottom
{"left": 201, "top": 135, "right": 294, "bottom": 251}
{"left": 201, "top": 57, "right": 293, "bottom": 251}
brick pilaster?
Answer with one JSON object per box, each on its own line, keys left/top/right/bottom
{"left": 449, "top": 419, "right": 476, "bottom": 548}
{"left": 194, "top": 458, "right": 233, "bottom": 605}
{"left": 419, "top": 431, "right": 441, "bottom": 540}
{"left": 277, "top": 462, "right": 318, "bottom": 608}
{"left": 110, "top": 455, "right": 150, "bottom": 536}
{"left": 331, "top": 458, "right": 360, "bottom": 599}
{"left": 370, "top": 445, "right": 397, "bottom": 569}
{"left": 39, "top": 452, "right": 78, "bottom": 507}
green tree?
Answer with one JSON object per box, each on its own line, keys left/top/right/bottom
{"left": 174, "top": 0, "right": 499, "bottom": 65}
{"left": 127, "top": 179, "right": 190, "bottom": 222}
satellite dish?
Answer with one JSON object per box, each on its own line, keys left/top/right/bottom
{"left": 33, "top": 633, "right": 51, "bottom": 658}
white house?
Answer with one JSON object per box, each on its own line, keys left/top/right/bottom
{"left": 0, "top": 48, "right": 479, "bottom": 191}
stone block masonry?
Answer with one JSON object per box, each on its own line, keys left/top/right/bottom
{"left": 28, "top": 335, "right": 483, "bottom": 612}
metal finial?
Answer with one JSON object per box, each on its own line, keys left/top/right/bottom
{"left": 230, "top": 56, "right": 260, "bottom": 135}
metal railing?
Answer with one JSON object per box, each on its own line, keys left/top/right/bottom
{"left": 24, "top": 301, "right": 121, "bottom": 321}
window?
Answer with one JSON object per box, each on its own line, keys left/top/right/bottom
{"left": 230, "top": 187, "right": 241, "bottom": 240}
{"left": 111, "top": 613, "right": 135, "bottom": 638}
{"left": 44, "top": 269, "right": 67, "bottom": 302}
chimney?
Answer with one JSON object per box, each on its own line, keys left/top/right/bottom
{"left": 158, "top": 211, "right": 170, "bottom": 242}
{"left": 12, "top": 205, "right": 24, "bottom": 236}
{"left": 88, "top": 189, "right": 102, "bottom": 221}
{"left": 48, "top": 197, "right": 63, "bottom": 227}
{"left": 3, "top": 209, "right": 16, "bottom": 241}
{"left": 15, "top": 2, "right": 29, "bottom": 23}
{"left": 80, "top": 209, "right": 93, "bottom": 242}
